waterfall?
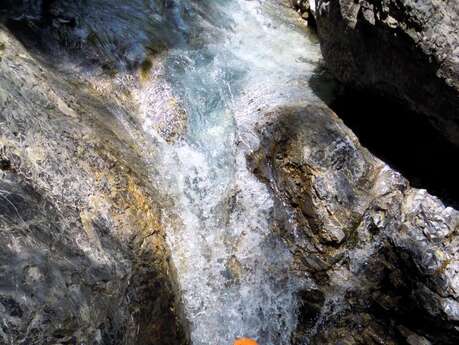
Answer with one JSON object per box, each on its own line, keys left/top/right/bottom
{"left": 137, "top": 1, "right": 323, "bottom": 343}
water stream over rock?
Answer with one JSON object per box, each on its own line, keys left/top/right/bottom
{"left": 2, "top": 1, "right": 459, "bottom": 344}
{"left": 138, "top": 1, "right": 322, "bottom": 344}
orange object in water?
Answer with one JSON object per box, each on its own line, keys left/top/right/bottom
{"left": 233, "top": 338, "right": 258, "bottom": 345}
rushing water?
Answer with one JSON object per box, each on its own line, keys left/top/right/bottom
{"left": 138, "top": 1, "right": 323, "bottom": 344}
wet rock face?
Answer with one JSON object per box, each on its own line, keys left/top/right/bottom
{"left": 313, "top": 0, "right": 459, "bottom": 147}
{"left": 251, "top": 105, "right": 459, "bottom": 344}
{"left": 0, "top": 27, "right": 187, "bottom": 345}
{"left": 0, "top": 0, "right": 185, "bottom": 71}
{"left": 1, "top": 1, "right": 458, "bottom": 344}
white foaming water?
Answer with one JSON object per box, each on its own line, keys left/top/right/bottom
{"left": 139, "top": 1, "right": 323, "bottom": 344}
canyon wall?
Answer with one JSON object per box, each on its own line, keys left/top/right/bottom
{"left": 313, "top": 0, "right": 459, "bottom": 146}
{"left": 1, "top": 1, "right": 458, "bottom": 344}
{"left": 0, "top": 10, "right": 188, "bottom": 344}
{"left": 251, "top": 105, "right": 459, "bottom": 344}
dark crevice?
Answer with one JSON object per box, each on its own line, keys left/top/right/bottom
{"left": 290, "top": 0, "right": 317, "bottom": 30}
{"left": 368, "top": 245, "right": 459, "bottom": 344}
{"left": 310, "top": 68, "right": 459, "bottom": 209}
{"left": 0, "top": 159, "right": 12, "bottom": 171}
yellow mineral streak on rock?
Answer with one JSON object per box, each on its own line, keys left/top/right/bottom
{"left": 82, "top": 145, "right": 163, "bottom": 245}
{"left": 125, "top": 174, "right": 162, "bottom": 236}
{"left": 80, "top": 210, "right": 103, "bottom": 251}
{"left": 54, "top": 94, "right": 79, "bottom": 118}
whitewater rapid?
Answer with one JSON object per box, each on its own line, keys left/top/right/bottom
{"left": 138, "top": 1, "right": 322, "bottom": 343}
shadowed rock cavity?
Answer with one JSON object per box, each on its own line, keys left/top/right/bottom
{"left": 309, "top": 68, "right": 459, "bottom": 209}
{"left": 250, "top": 105, "right": 459, "bottom": 344}
{"left": 313, "top": 0, "right": 459, "bottom": 148}
{"left": 290, "top": 0, "right": 317, "bottom": 28}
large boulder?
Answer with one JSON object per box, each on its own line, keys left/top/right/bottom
{"left": 250, "top": 105, "right": 459, "bottom": 344}
{"left": 313, "top": 0, "right": 459, "bottom": 146}
{"left": 0, "top": 27, "right": 188, "bottom": 345}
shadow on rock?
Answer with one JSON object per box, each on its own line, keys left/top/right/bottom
{"left": 309, "top": 65, "right": 459, "bottom": 209}
{"left": 249, "top": 104, "right": 459, "bottom": 344}
{"left": 0, "top": 170, "right": 188, "bottom": 345}
{"left": 0, "top": 0, "right": 187, "bottom": 72}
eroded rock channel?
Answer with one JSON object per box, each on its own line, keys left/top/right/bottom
{"left": 0, "top": 1, "right": 458, "bottom": 345}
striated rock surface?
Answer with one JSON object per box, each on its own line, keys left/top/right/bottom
{"left": 250, "top": 105, "right": 459, "bottom": 344}
{"left": 0, "top": 24, "right": 188, "bottom": 345}
{"left": 312, "top": 0, "right": 459, "bottom": 146}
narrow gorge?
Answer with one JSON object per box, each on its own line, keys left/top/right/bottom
{"left": 0, "top": 1, "right": 458, "bottom": 345}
